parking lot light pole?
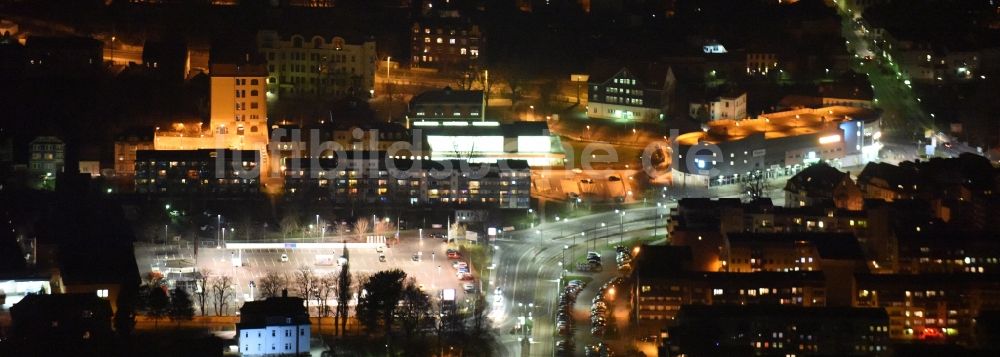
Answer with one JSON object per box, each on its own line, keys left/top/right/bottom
{"left": 217, "top": 214, "right": 221, "bottom": 249}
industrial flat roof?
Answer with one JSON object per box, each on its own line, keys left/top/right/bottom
{"left": 676, "top": 106, "right": 879, "bottom": 146}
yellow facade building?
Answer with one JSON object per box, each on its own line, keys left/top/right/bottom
{"left": 153, "top": 63, "right": 271, "bottom": 175}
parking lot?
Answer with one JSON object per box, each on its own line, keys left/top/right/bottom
{"left": 135, "top": 231, "right": 479, "bottom": 315}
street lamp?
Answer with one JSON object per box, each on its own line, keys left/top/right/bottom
{"left": 619, "top": 210, "right": 626, "bottom": 246}
{"left": 561, "top": 244, "right": 569, "bottom": 268}
{"left": 217, "top": 214, "right": 222, "bottom": 249}
{"left": 536, "top": 229, "right": 542, "bottom": 247}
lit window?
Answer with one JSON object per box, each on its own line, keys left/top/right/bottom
{"left": 96, "top": 289, "right": 109, "bottom": 298}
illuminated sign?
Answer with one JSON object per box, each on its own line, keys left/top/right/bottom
{"left": 442, "top": 288, "right": 456, "bottom": 301}
{"left": 703, "top": 44, "right": 728, "bottom": 54}
{"left": 818, "top": 135, "right": 841, "bottom": 144}
{"left": 427, "top": 135, "right": 504, "bottom": 153}
{"left": 517, "top": 136, "right": 551, "bottom": 153}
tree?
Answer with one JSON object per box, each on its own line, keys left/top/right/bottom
{"left": 398, "top": 278, "right": 432, "bottom": 341}
{"left": 147, "top": 285, "right": 170, "bottom": 329}
{"left": 280, "top": 212, "right": 300, "bottom": 239}
{"left": 169, "top": 287, "right": 195, "bottom": 326}
{"left": 294, "top": 266, "right": 317, "bottom": 315}
{"left": 355, "top": 269, "right": 407, "bottom": 335}
{"left": 353, "top": 217, "right": 370, "bottom": 241}
{"left": 335, "top": 252, "right": 353, "bottom": 336}
{"left": 448, "top": 222, "right": 466, "bottom": 242}
{"left": 210, "top": 275, "right": 235, "bottom": 316}
{"left": 258, "top": 271, "right": 287, "bottom": 299}
{"left": 740, "top": 170, "right": 771, "bottom": 202}
{"left": 195, "top": 270, "right": 210, "bottom": 316}
{"left": 316, "top": 271, "right": 336, "bottom": 317}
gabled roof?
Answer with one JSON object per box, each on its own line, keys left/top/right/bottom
{"left": 238, "top": 297, "right": 309, "bottom": 329}
{"left": 784, "top": 162, "right": 851, "bottom": 196}
{"left": 587, "top": 59, "right": 672, "bottom": 89}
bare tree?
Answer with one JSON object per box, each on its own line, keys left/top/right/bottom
{"left": 210, "top": 275, "right": 235, "bottom": 316}
{"left": 195, "top": 270, "right": 211, "bottom": 316}
{"left": 280, "top": 213, "right": 300, "bottom": 239}
{"left": 294, "top": 266, "right": 317, "bottom": 315}
{"left": 354, "top": 217, "right": 371, "bottom": 241}
{"left": 258, "top": 271, "right": 287, "bottom": 299}
{"left": 333, "top": 221, "right": 350, "bottom": 239}
{"left": 741, "top": 170, "right": 771, "bottom": 202}
{"left": 316, "top": 271, "right": 337, "bottom": 317}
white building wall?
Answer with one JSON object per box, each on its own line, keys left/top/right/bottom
{"left": 588, "top": 102, "right": 662, "bottom": 122}
{"left": 238, "top": 324, "right": 310, "bottom": 356}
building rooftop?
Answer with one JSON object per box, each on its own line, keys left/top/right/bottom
{"left": 675, "top": 106, "right": 879, "bottom": 146}
{"left": 784, "top": 162, "right": 851, "bottom": 196}
{"left": 210, "top": 63, "right": 268, "bottom": 77}
{"left": 237, "top": 296, "right": 309, "bottom": 329}
{"left": 410, "top": 87, "right": 483, "bottom": 105}
{"left": 726, "top": 232, "right": 867, "bottom": 261}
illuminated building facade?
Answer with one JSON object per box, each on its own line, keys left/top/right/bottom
{"left": 587, "top": 65, "right": 673, "bottom": 122}
{"left": 28, "top": 136, "right": 64, "bottom": 184}
{"left": 415, "top": 121, "right": 564, "bottom": 167}
{"left": 853, "top": 273, "right": 1000, "bottom": 343}
{"left": 672, "top": 106, "right": 882, "bottom": 188}
{"left": 237, "top": 295, "right": 310, "bottom": 357}
{"left": 665, "top": 305, "right": 890, "bottom": 356}
{"left": 257, "top": 30, "right": 376, "bottom": 99}
{"left": 283, "top": 152, "right": 530, "bottom": 209}
{"left": 113, "top": 127, "right": 154, "bottom": 176}
{"left": 134, "top": 149, "right": 260, "bottom": 195}
{"left": 153, "top": 63, "right": 271, "bottom": 175}
{"left": 410, "top": 17, "right": 482, "bottom": 71}
{"left": 688, "top": 91, "right": 747, "bottom": 121}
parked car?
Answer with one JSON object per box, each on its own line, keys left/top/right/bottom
{"left": 463, "top": 283, "right": 476, "bottom": 293}
{"left": 280, "top": 254, "right": 289, "bottom": 263}
{"left": 378, "top": 254, "right": 386, "bottom": 262}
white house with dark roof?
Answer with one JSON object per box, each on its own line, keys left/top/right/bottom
{"left": 237, "top": 294, "right": 311, "bottom": 356}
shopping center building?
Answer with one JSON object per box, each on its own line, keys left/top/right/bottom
{"left": 671, "top": 106, "right": 882, "bottom": 188}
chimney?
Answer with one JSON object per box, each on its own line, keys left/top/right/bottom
{"left": 281, "top": 288, "right": 288, "bottom": 298}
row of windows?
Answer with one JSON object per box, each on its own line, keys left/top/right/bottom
{"left": 416, "top": 27, "right": 474, "bottom": 36}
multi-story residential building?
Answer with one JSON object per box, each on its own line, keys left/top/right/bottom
{"left": 668, "top": 198, "right": 892, "bottom": 272}
{"left": 257, "top": 30, "right": 376, "bottom": 100}
{"left": 283, "top": 152, "right": 530, "bottom": 209}
{"left": 28, "top": 136, "right": 64, "bottom": 189}
{"left": 410, "top": 15, "right": 482, "bottom": 71}
{"left": 408, "top": 87, "right": 483, "bottom": 123}
{"left": 853, "top": 273, "right": 1000, "bottom": 343}
{"left": 237, "top": 294, "right": 310, "bottom": 357}
{"left": 630, "top": 246, "right": 827, "bottom": 327}
{"left": 746, "top": 52, "right": 778, "bottom": 75}
{"left": 784, "top": 162, "right": 864, "bottom": 210}
{"left": 587, "top": 63, "right": 674, "bottom": 122}
{"left": 665, "top": 305, "right": 890, "bottom": 356}
{"left": 153, "top": 62, "right": 272, "bottom": 172}
{"left": 723, "top": 232, "right": 870, "bottom": 306}
{"left": 895, "top": 227, "right": 1000, "bottom": 275}
{"left": 134, "top": 149, "right": 260, "bottom": 195}
{"left": 688, "top": 91, "right": 747, "bottom": 121}
{"left": 113, "top": 127, "right": 155, "bottom": 176}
